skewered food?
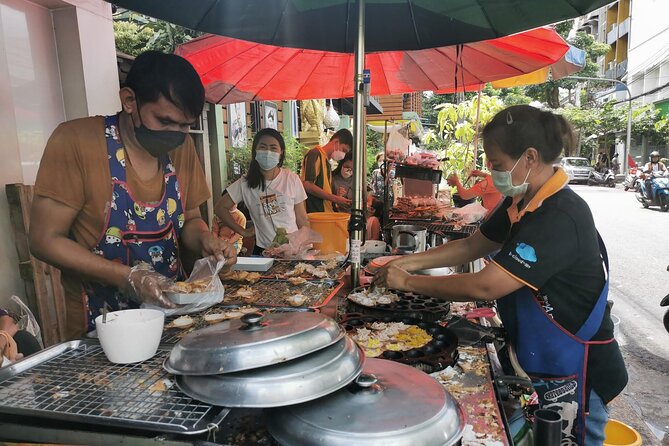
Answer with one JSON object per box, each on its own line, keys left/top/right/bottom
{"left": 220, "top": 270, "right": 261, "bottom": 284}
{"left": 286, "top": 294, "right": 308, "bottom": 307}
{"left": 203, "top": 313, "right": 227, "bottom": 324}
{"left": 286, "top": 262, "right": 329, "bottom": 279}
{"left": 169, "top": 279, "right": 210, "bottom": 293}
{"left": 169, "top": 316, "right": 195, "bottom": 329}
{"left": 288, "top": 277, "right": 308, "bottom": 285}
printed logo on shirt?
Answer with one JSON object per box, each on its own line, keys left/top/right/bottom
{"left": 508, "top": 242, "right": 537, "bottom": 269}
{"left": 261, "top": 194, "right": 281, "bottom": 217}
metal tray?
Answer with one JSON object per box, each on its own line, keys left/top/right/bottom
{"left": 223, "top": 278, "right": 343, "bottom": 309}
{"left": 262, "top": 259, "right": 347, "bottom": 280}
{"left": 0, "top": 340, "right": 228, "bottom": 435}
{"left": 161, "top": 305, "right": 315, "bottom": 344}
{"left": 347, "top": 287, "right": 451, "bottom": 322}
{"left": 384, "top": 220, "right": 479, "bottom": 238}
{"left": 340, "top": 314, "right": 458, "bottom": 373}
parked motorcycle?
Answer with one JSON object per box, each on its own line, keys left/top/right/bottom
{"left": 622, "top": 167, "right": 641, "bottom": 192}
{"left": 636, "top": 172, "right": 669, "bottom": 212}
{"left": 588, "top": 169, "right": 616, "bottom": 188}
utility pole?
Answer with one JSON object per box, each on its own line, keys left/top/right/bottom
{"left": 567, "top": 76, "right": 632, "bottom": 174}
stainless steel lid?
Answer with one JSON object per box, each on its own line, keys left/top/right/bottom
{"left": 165, "top": 312, "right": 344, "bottom": 375}
{"left": 267, "top": 358, "right": 465, "bottom": 446}
{"left": 175, "top": 336, "right": 364, "bottom": 407}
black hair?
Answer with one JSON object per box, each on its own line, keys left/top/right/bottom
{"left": 125, "top": 51, "right": 205, "bottom": 119}
{"left": 330, "top": 128, "right": 353, "bottom": 148}
{"left": 482, "top": 105, "right": 576, "bottom": 164}
{"left": 246, "top": 128, "right": 286, "bottom": 190}
{"left": 332, "top": 151, "right": 353, "bottom": 178}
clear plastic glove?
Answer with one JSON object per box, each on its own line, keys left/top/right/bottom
{"left": 123, "top": 265, "right": 176, "bottom": 309}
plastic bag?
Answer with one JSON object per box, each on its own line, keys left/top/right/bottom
{"left": 451, "top": 202, "right": 488, "bottom": 224}
{"left": 10, "top": 295, "right": 43, "bottom": 348}
{"left": 146, "top": 257, "right": 226, "bottom": 316}
{"left": 263, "top": 227, "right": 323, "bottom": 259}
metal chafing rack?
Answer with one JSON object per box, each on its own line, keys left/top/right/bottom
{"left": 222, "top": 278, "right": 343, "bottom": 309}
{"left": 0, "top": 340, "right": 227, "bottom": 435}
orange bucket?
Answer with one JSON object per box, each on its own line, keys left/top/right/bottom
{"left": 307, "top": 212, "right": 350, "bottom": 254}
{"left": 604, "top": 419, "right": 642, "bottom": 446}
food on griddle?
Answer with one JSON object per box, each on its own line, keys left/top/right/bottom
{"left": 149, "top": 378, "right": 174, "bottom": 394}
{"left": 321, "top": 258, "right": 339, "bottom": 270}
{"left": 169, "top": 315, "right": 195, "bottom": 329}
{"left": 169, "top": 278, "right": 210, "bottom": 293}
{"left": 203, "top": 313, "right": 227, "bottom": 324}
{"left": 223, "top": 311, "right": 244, "bottom": 319}
{"left": 348, "top": 287, "right": 401, "bottom": 306}
{"left": 234, "top": 286, "right": 259, "bottom": 303}
{"left": 220, "top": 270, "right": 261, "bottom": 284}
{"left": 286, "top": 262, "right": 328, "bottom": 279}
{"left": 288, "top": 277, "right": 308, "bottom": 285}
{"left": 286, "top": 294, "right": 308, "bottom": 307}
{"left": 351, "top": 322, "right": 433, "bottom": 358}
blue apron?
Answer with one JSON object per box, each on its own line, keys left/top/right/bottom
{"left": 497, "top": 234, "right": 612, "bottom": 446}
{"left": 82, "top": 114, "right": 185, "bottom": 331}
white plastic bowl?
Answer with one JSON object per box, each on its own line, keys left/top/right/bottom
{"left": 95, "top": 309, "right": 165, "bottom": 364}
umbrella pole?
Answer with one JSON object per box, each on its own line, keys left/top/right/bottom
{"left": 350, "top": 0, "right": 366, "bottom": 288}
{"left": 472, "top": 86, "right": 482, "bottom": 172}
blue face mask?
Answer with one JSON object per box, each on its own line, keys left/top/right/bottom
{"left": 491, "top": 155, "right": 531, "bottom": 197}
{"left": 255, "top": 150, "right": 281, "bottom": 171}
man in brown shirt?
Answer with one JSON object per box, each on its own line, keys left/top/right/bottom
{"left": 30, "top": 51, "right": 236, "bottom": 339}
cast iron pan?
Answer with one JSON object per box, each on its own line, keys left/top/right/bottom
{"left": 347, "top": 286, "right": 451, "bottom": 322}
{"left": 340, "top": 314, "right": 458, "bottom": 373}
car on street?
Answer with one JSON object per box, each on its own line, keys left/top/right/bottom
{"left": 559, "top": 157, "right": 594, "bottom": 184}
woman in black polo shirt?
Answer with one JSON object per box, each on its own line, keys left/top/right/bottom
{"left": 374, "top": 105, "right": 627, "bottom": 446}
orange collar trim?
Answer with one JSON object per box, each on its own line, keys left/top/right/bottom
{"left": 507, "top": 168, "right": 569, "bottom": 223}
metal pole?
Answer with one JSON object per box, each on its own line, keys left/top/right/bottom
{"left": 567, "top": 75, "right": 632, "bottom": 174}
{"left": 350, "top": 0, "right": 366, "bottom": 288}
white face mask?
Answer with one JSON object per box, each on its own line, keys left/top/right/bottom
{"left": 491, "top": 155, "right": 531, "bottom": 197}
{"left": 341, "top": 169, "right": 353, "bottom": 179}
{"left": 331, "top": 150, "right": 346, "bottom": 161}
{"left": 255, "top": 150, "right": 281, "bottom": 171}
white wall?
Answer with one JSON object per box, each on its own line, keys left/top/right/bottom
{"left": 627, "top": 0, "right": 669, "bottom": 104}
{"left": 0, "top": 0, "right": 119, "bottom": 309}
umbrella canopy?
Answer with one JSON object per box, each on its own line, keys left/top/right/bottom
{"left": 435, "top": 45, "right": 587, "bottom": 93}
{"left": 111, "top": 0, "right": 614, "bottom": 53}
{"left": 176, "top": 27, "right": 569, "bottom": 104}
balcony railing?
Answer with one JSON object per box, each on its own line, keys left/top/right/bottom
{"left": 616, "top": 59, "right": 628, "bottom": 79}
{"left": 607, "top": 24, "right": 618, "bottom": 44}
{"left": 618, "top": 17, "right": 630, "bottom": 37}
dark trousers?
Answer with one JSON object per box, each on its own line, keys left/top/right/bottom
{"left": 14, "top": 330, "right": 41, "bottom": 356}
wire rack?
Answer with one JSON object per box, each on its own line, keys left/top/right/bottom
{"left": 384, "top": 220, "right": 478, "bottom": 237}
{"left": 161, "top": 305, "right": 314, "bottom": 344}
{"left": 223, "top": 278, "right": 342, "bottom": 309}
{"left": 263, "top": 259, "right": 347, "bottom": 280}
{"left": 0, "top": 341, "right": 226, "bottom": 435}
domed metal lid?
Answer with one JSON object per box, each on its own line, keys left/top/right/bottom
{"left": 165, "top": 312, "right": 344, "bottom": 375}
{"left": 175, "top": 336, "right": 364, "bottom": 407}
{"left": 267, "top": 358, "right": 465, "bottom": 446}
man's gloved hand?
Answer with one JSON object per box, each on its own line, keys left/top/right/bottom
{"left": 123, "top": 265, "right": 176, "bottom": 309}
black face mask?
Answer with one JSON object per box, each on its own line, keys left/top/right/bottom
{"left": 134, "top": 106, "right": 187, "bottom": 158}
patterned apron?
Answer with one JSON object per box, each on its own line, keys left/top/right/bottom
{"left": 497, "top": 234, "right": 613, "bottom": 445}
{"left": 82, "top": 114, "right": 185, "bottom": 331}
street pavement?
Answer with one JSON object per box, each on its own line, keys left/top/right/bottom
{"left": 571, "top": 184, "right": 669, "bottom": 445}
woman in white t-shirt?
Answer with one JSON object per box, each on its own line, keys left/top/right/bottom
{"left": 215, "top": 128, "right": 309, "bottom": 255}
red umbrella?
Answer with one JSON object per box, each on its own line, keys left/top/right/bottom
{"left": 176, "top": 27, "right": 568, "bottom": 104}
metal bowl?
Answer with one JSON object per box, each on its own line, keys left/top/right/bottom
{"left": 267, "top": 358, "right": 465, "bottom": 446}
{"left": 175, "top": 336, "right": 364, "bottom": 408}
{"left": 164, "top": 312, "right": 344, "bottom": 375}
